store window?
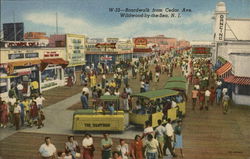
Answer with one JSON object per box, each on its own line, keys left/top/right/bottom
{"left": 64, "top": 67, "right": 75, "bottom": 77}
{"left": 0, "top": 78, "right": 8, "bottom": 93}
{"left": 41, "top": 68, "right": 61, "bottom": 82}
{"left": 238, "top": 85, "right": 250, "bottom": 96}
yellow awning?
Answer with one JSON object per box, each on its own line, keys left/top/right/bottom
{"left": 0, "top": 76, "right": 17, "bottom": 78}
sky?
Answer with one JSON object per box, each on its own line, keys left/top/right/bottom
{"left": 1, "top": 0, "right": 250, "bottom": 41}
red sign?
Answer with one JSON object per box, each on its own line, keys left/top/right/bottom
{"left": 44, "top": 52, "right": 59, "bottom": 57}
{"left": 95, "top": 43, "right": 116, "bottom": 49}
{"left": 134, "top": 38, "right": 147, "bottom": 46}
{"left": 192, "top": 47, "right": 210, "bottom": 54}
{"left": 133, "top": 48, "right": 152, "bottom": 53}
{"left": 100, "top": 56, "right": 112, "bottom": 61}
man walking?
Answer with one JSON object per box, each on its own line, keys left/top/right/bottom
{"left": 81, "top": 92, "right": 88, "bottom": 109}
{"left": 155, "top": 120, "right": 165, "bottom": 157}
{"left": 163, "top": 118, "right": 177, "bottom": 157}
{"left": 222, "top": 93, "right": 230, "bottom": 114}
{"left": 13, "top": 102, "right": 21, "bottom": 130}
{"left": 39, "top": 137, "right": 57, "bottom": 159}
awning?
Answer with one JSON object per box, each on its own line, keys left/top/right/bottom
{"left": 40, "top": 58, "right": 69, "bottom": 72}
{"left": 216, "top": 62, "right": 232, "bottom": 76}
{"left": 224, "top": 75, "right": 250, "bottom": 85}
{"left": 7, "top": 59, "right": 41, "bottom": 74}
{"left": 164, "top": 82, "right": 187, "bottom": 91}
{"left": 132, "top": 89, "right": 179, "bottom": 100}
{"left": 167, "top": 76, "right": 187, "bottom": 83}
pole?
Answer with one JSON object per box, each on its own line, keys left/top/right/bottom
{"left": 13, "top": 11, "right": 16, "bottom": 41}
{"left": 56, "top": 12, "right": 58, "bottom": 34}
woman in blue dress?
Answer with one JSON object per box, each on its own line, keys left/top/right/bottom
{"left": 174, "top": 120, "right": 184, "bottom": 158}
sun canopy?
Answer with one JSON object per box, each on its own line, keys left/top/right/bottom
{"left": 167, "top": 76, "right": 186, "bottom": 83}
{"left": 164, "top": 82, "right": 187, "bottom": 90}
{"left": 100, "top": 95, "right": 119, "bottom": 101}
{"left": 132, "top": 89, "right": 179, "bottom": 100}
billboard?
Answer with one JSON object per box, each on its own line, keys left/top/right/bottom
{"left": 192, "top": 47, "right": 211, "bottom": 54}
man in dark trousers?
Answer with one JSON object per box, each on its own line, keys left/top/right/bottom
{"left": 163, "top": 118, "right": 177, "bottom": 157}
{"left": 81, "top": 91, "right": 88, "bottom": 109}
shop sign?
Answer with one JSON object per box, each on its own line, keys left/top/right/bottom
{"left": 8, "top": 53, "right": 39, "bottom": 60}
{"left": 216, "top": 14, "right": 226, "bottom": 41}
{"left": 7, "top": 42, "right": 40, "bottom": 47}
{"left": 100, "top": 56, "right": 112, "bottom": 61}
{"left": 134, "top": 38, "right": 147, "bottom": 47}
{"left": 44, "top": 52, "right": 59, "bottom": 57}
{"left": 95, "top": 43, "right": 116, "bottom": 49}
{"left": 192, "top": 47, "right": 211, "bottom": 54}
{"left": 8, "top": 53, "right": 24, "bottom": 59}
{"left": 25, "top": 53, "right": 39, "bottom": 58}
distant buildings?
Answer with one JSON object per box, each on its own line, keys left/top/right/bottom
{"left": 0, "top": 22, "right": 191, "bottom": 101}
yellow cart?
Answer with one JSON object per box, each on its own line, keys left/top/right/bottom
{"left": 130, "top": 89, "right": 179, "bottom": 128}
{"left": 72, "top": 109, "right": 125, "bottom": 132}
{"left": 165, "top": 78, "right": 188, "bottom": 116}
{"left": 72, "top": 95, "right": 124, "bottom": 132}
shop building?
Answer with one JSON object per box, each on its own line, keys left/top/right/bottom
{"left": 0, "top": 44, "right": 68, "bottom": 101}
{"left": 212, "top": 2, "right": 250, "bottom": 106}
{"left": 49, "top": 34, "right": 86, "bottom": 83}
{"left": 132, "top": 37, "right": 153, "bottom": 58}
{"left": 133, "top": 35, "right": 178, "bottom": 54}
{"left": 85, "top": 38, "right": 133, "bottom": 68}
{"left": 190, "top": 41, "right": 213, "bottom": 58}
{"left": 24, "top": 32, "right": 49, "bottom": 47}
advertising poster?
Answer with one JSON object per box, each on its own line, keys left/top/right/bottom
{"left": 0, "top": 0, "right": 250, "bottom": 158}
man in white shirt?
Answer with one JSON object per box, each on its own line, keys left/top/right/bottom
{"left": 116, "top": 139, "right": 129, "bottom": 159}
{"left": 163, "top": 119, "right": 176, "bottom": 157}
{"left": 205, "top": 89, "right": 211, "bottom": 110}
{"left": 140, "top": 81, "right": 145, "bottom": 93}
{"left": 222, "top": 87, "right": 228, "bottom": 97}
{"left": 13, "top": 102, "right": 21, "bottom": 130}
{"left": 8, "top": 96, "right": 17, "bottom": 106}
{"left": 145, "top": 134, "right": 160, "bottom": 159}
{"left": 155, "top": 120, "right": 166, "bottom": 157}
{"left": 82, "top": 84, "right": 90, "bottom": 99}
{"left": 216, "top": 80, "right": 222, "bottom": 87}
{"left": 39, "top": 137, "right": 57, "bottom": 158}
{"left": 171, "top": 100, "right": 177, "bottom": 108}
{"left": 36, "top": 94, "right": 45, "bottom": 109}
{"left": 143, "top": 120, "right": 154, "bottom": 139}
{"left": 17, "top": 82, "right": 24, "bottom": 100}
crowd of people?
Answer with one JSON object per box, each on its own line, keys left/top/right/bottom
{"left": 39, "top": 118, "right": 183, "bottom": 159}
{"left": 189, "top": 58, "right": 231, "bottom": 114}
{"left": 0, "top": 93, "right": 46, "bottom": 130}
{"left": 79, "top": 54, "right": 182, "bottom": 114}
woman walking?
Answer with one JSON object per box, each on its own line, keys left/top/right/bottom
{"left": 174, "top": 120, "right": 184, "bottom": 158}
{"left": 82, "top": 133, "right": 94, "bottom": 159}
{"left": 0, "top": 101, "right": 8, "bottom": 128}
{"left": 130, "top": 135, "right": 143, "bottom": 159}
{"left": 65, "top": 136, "right": 80, "bottom": 159}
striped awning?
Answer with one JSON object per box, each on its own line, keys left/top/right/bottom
{"left": 216, "top": 62, "right": 232, "bottom": 76}
{"left": 224, "top": 75, "right": 250, "bottom": 85}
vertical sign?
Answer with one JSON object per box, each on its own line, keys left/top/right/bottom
{"left": 215, "top": 14, "right": 226, "bottom": 42}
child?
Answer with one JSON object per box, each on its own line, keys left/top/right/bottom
{"left": 37, "top": 110, "right": 45, "bottom": 129}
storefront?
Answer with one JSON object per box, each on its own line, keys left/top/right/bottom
{"left": 40, "top": 58, "right": 68, "bottom": 91}
{"left": 0, "top": 46, "right": 68, "bottom": 98}
{"left": 224, "top": 75, "right": 250, "bottom": 106}
{"left": 86, "top": 52, "right": 117, "bottom": 70}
